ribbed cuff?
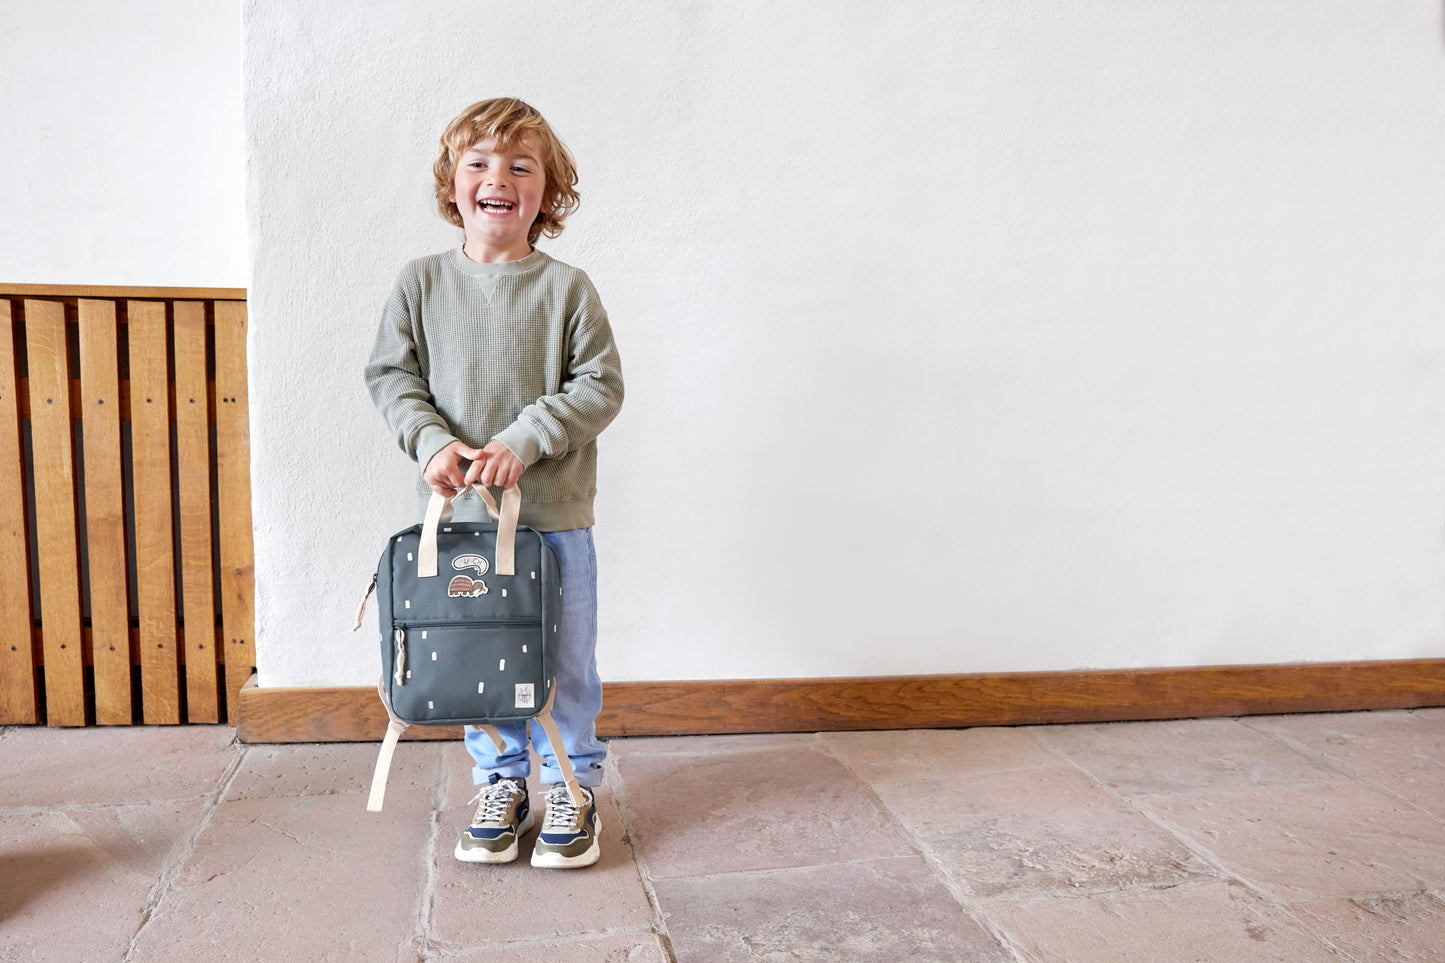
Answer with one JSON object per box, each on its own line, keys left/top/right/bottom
{"left": 415, "top": 426, "right": 459, "bottom": 475}
{"left": 494, "top": 423, "right": 543, "bottom": 466}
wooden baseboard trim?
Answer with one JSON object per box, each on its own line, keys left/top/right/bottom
{"left": 236, "top": 658, "right": 1445, "bottom": 743}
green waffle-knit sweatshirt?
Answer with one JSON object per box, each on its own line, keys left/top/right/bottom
{"left": 365, "top": 247, "right": 624, "bottom": 531}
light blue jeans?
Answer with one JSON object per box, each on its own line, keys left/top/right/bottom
{"left": 433, "top": 489, "right": 607, "bottom": 789}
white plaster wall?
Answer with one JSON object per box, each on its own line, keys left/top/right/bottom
{"left": 0, "top": 1, "right": 247, "bottom": 286}
{"left": 246, "top": 0, "right": 1445, "bottom": 686}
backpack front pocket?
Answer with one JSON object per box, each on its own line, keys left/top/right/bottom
{"left": 388, "top": 619, "right": 547, "bottom": 724}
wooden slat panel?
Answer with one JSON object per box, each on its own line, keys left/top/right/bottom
{"left": 16, "top": 377, "right": 133, "bottom": 422}
{"left": 32, "top": 623, "right": 223, "bottom": 666}
{"left": 0, "top": 301, "right": 38, "bottom": 723}
{"left": 128, "top": 300, "right": 180, "bottom": 723}
{"left": 78, "top": 300, "right": 132, "bottom": 724}
{"left": 0, "top": 285, "right": 246, "bottom": 301}
{"left": 215, "top": 300, "right": 255, "bottom": 722}
{"left": 174, "top": 302, "right": 218, "bottom": 722}
{"left": 236, "top": 660, "right": 1445, "bottom": 744}
{"left": 24, "top": 300, "right": 86, "bottom": 725}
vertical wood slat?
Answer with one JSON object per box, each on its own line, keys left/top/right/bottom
{"left": 175, "top": 302, "right": 219, "bottom": 722}
{"left": 78, "top": 299, "right": 133, "bottom": 724}
{"left": 24, "top": 300, "right": 87, "bottom": 725}
{"left": 215, "top": 300, "right": 255, "bottom": 722}
{"left": 128, "top": 300, "right": 180, "bottom": 724}
{"left": 0, "top": 301, "right": 38, "bottom": 723}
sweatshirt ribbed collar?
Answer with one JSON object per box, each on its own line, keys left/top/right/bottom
{"left": 449, "top": 246, "right": 548, "bottom": 279}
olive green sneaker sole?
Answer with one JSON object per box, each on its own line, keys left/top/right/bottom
{"left": 531, "top": 808, "right": 600, "bottom": 868}
{"left": 455, "top": 809, "right": 535, "bottom": 864}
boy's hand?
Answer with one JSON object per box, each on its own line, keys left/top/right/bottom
{"left": 465, "top": 439, "right": 525, "bottom": 490}
{"left": 423, "top": 440, "right": 485, "bottom": 497}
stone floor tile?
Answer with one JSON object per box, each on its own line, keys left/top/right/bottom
{"left": 985, "top": 879, "right": 1338, "bottom": 962}
{"left": 654, "top": 856, "right": 1010, "bottom": 963}
{"left": 1288, "top": 890, "right": 1445, "bottom": 962}
{"left": 615, "top": 744, "right": 912, "bottom": 879}
{"left": 0, "top": 800, "right": 207, "bottom": 963}
{"left": 1146, "top": 783, "right": 1445, "bottom": 901}
{"left": 881, "top": 767, "right": 1214, "bottom": 899}
{"left": 442, "top": 932, "right": 670, "bottom": 962}
{"left": 428, "top": 767, "right": 655, "bottom": 946}
{"left": 608, "top": 733, "right": 819, "bottom": 758}
{"left": 129, "top": 789, "right": 436, "bottom": 961}
{"left": 1246, "top": 710, "right": 1445, "bottom": 818}
{"left": 822, "top": 727, "right": 1062, "bottom": 784}
{"left": 1034, "top": 717, "right": 1349, "bottom": 797}
{"left": 226, "top": 740, "right": 446, "bottom": 801}
{"left": 0, "top": 725, "right": 239, "bottom": 806}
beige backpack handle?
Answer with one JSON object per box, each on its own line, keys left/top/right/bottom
{"left": 418, "top": 484, "right": 522, "bottom": 578}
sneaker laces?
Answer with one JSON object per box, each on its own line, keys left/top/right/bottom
{"left": 542, "top": 784, "right": 589, "bottom": 830}
{"left": 469, "top": 780, "right": 522, "bottom": 823}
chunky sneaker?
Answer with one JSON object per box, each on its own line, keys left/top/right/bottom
{"left": 530, "top": 784, "right": 600, "bottom": 868}
{"left": 454, "top": 775, "right": 533, "bottom": 863}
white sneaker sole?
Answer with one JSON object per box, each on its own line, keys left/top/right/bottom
{"left": 454, "top": 809, "right": 535, "bottom": 863}
{"left": 530, "top": 813, "right": 601, "bottom": 869}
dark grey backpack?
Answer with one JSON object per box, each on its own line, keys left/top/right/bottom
{"left": 354, "top": 485, "right": 583, "bottom": 812}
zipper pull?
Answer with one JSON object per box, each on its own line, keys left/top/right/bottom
{"left": 352, "top": 574, "right": 377, "bottom": 632}
{"left": 394, "top": 627, "right": 407, "bottom": 686}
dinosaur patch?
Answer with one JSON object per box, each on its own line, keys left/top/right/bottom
{"left": 448, "top": 575, "right": 489, "bottom": 597}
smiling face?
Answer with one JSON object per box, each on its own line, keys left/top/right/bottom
{"left": 450, "top": 137, "right": 548, "bottom": 263}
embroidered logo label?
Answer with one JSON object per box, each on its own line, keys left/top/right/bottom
{"left": 448, "top": 554, "right": 491, "bottom": 597}
{"left": 515, "top": 683, "right": 535, "bottom": 709}
{"left": 452, "top": 554, "right": 489, "bottom": 575}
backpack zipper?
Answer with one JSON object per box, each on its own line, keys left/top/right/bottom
{"left": 391, "top": 618, "right": 541, "bottom": 687}
{"left": 395, "top": 617, "right": 543, "bottom": 629}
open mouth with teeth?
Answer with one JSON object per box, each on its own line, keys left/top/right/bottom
{"left": 477, "top": 198, "right": 515, "bottom": 214}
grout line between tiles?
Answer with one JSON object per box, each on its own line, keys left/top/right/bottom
{"left": 1239, "top": 714, "right": 1445, "bottom": 828}
{"left": 602, "top": 751, "right": 679, "bottom": 963}
{"left": 410, "top": 743, "right": 449, "bottom": 962}
{"left": 424, "top": 924, "right": 666, "bottom": 957}
{"left": 640, "top": 852, "right": 1006, "bottom": 887}
{"left": 121, "top": 733, "right": 249, "bottom": 963}
{"left": 1029, "top": 721, "right": 1364, "bottom": 962}
{"left": 817, "top": 733, "right": 1028, "bottom": 962}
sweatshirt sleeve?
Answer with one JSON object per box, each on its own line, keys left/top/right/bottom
{"left": 493, "top": 274, "right": 624, "bottom": 466}
{"left": 363, "top": 268, "right": 458, "bottom": 471}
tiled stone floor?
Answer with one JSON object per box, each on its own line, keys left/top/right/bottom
{"left": 2, "top": 708, "right": 1444, "bottom": 961}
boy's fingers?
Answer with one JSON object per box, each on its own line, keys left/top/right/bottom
{"left": 430, "top": 464, "right": 464, "bottom": 494}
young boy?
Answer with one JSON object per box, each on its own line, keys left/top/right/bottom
{"left": 364, "top": 97, "right": 623, "bottom": 869}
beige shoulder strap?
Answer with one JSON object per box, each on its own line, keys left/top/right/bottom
{"left": 534, "top": 686, "right": 585, "bottom": 808}
{"left": 367, "top": 674, "right": 409, "bottom": 812}
{"left": 470, "top": 724, "right": 507, "bottom": 752}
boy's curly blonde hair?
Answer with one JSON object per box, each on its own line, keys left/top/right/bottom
{"left": 433, "top": 97, "right": 579, "bottom": 246}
